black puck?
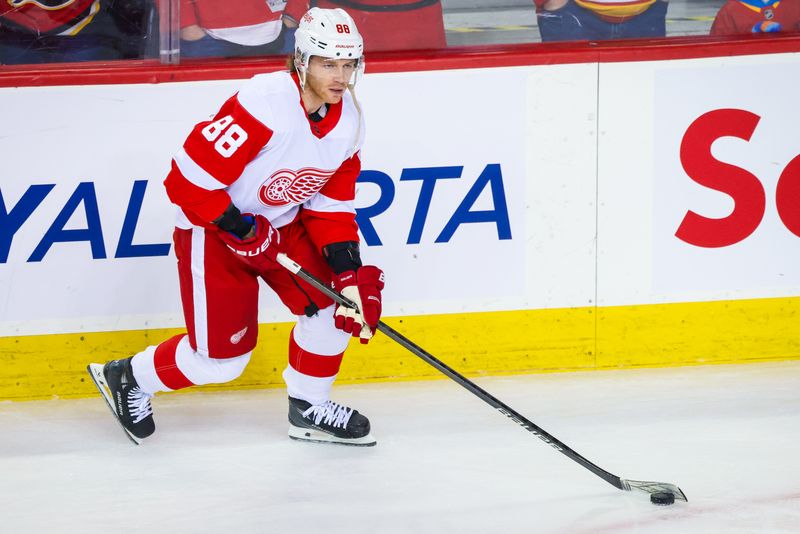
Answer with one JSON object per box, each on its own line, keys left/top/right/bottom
{"left": 650, "top": 492, "right": 675, "bottom": 505}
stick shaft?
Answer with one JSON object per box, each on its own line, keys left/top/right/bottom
{"left": 276, "top": 253, "right": 625, "bottom": 490}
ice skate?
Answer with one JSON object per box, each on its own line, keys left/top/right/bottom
{"left": 87, "top": 358, "right": 155, "bottom": 445}
{"left": 288, "top": 397, "right": 376, "bottom": 446}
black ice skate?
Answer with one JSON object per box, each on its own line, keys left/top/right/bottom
{"left": 87, "top": 358, "right": 155, "bottom": 445}
{"left": 288, "top": 397, "right": 376, "bottom": 447}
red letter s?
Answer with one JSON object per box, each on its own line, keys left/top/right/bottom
{"left": 675, "top": 109, "right": 766, "bottom": 248}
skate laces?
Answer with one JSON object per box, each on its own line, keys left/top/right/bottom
{"left": 128, "top": 387, "right": 153, "bottom": 424}
{"left": 302, "top": 401, "right": 353, "bottom": 429}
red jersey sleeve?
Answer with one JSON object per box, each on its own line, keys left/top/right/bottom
{"left": 163, "top": 92, "right": 273, "bottom": 224}
{"left": 300, "top": 153, "right": 361, "bottom": 251}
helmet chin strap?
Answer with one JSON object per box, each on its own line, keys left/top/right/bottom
{"left": 295, "top": 55, "right": 308, "bottom": 91}
{"left": 348, "top": 84, "right": 363, "bottom": 158}
{"left": 299, "top": 70, "right": 308, "bottom": 91}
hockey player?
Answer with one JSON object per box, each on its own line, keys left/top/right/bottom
{"left": 88, "top": 7, "right": 383, "bottom": 447}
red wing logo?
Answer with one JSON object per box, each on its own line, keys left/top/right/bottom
{"left": 258, "top": 167, "right": 336, "bottom": 207}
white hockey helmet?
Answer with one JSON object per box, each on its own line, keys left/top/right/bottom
{"left": 294, "top": 7, "right": 365, "bottom": 88}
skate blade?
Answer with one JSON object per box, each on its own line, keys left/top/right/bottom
{"left": 86, "top": 363, "right": 141, "bottom": 446}
{"left": 288, "top": 425, "right": 376, "bottom": 447}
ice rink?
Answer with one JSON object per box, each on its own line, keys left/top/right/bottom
{"left": 2, "top": 361, "right": 799, "bottom": 533}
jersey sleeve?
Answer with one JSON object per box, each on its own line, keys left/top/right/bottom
{"left": 300, "top": 152, "right": 361, "bottom": 251}
{"left": 163, "top": 91, "right": 274, "bottom": 224}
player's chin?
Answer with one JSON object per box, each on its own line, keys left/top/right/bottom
{"left": 326, "top": 88, "right": 345, "bottom": 103}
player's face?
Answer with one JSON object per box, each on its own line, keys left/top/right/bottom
{"left": 305, "top": 57, "right": 358, "bottom": 104}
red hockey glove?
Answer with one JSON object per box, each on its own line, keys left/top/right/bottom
{"left": 218, "top": 213, "right": 281, "bottom": 271}
{"left": 332, "top": 266, "right": 385, "bottom": 344}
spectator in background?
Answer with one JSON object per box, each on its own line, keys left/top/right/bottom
{"left": 0, "top": 0, "right": 147, "bottom": 65}
{"left": 711, "top": 0, "right": 800, "bottom": 35}
{"left": 535, "top": 0, "right": 669, "bottom": 42}
{"left": 313, "top": 0, "right": 446, "bottom": 51}
{"left": 176, "top": 0, "right": 307, "bottom": 58}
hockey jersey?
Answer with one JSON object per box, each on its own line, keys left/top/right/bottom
{"left": 710, "top": 0, "right": 800, "bottom": 35}
{"left": 164, "top": 71, "right": 365, "bottom": 252}
{"left": 0, "top": 0, "right": 100, "bottom": 36}
{"left": 572, "top": 0, "right": 658, "bottom": 19}
{"left": 314, "top": 0, "right": 446, "bottom": 51}
{"left": 175, "top": 0, "right": 308, "bottom": 46}
{"left": 534, "top": 0, "right": 659, "bottom": 20}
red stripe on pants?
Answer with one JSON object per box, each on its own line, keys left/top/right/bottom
{"left": 174, "top": 226, "right": 260, "bottom": 358}
{"left": 153, "top": 334, "right": 195, "bottom": 390}
{"left": 288, "top": 329, "right": 343, "bottom": 378}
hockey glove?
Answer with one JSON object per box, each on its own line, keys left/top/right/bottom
{"left": 218, "top": 213, "right": 281, "bottom": 271}
{"left": 332, "top": 266, "right": 385, "bottom": 344}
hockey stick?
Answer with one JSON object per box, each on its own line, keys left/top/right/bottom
{"left": 276, "top": 253, "right": 687, "bottom": 502}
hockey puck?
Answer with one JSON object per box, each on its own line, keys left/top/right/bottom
{"left": 650, "top": 492, "right": 675, "bottom": 505}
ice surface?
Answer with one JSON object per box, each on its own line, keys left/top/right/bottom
{"left": 2, "top": 361, "right": 799, "bottom": 533}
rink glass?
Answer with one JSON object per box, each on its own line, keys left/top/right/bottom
{"left": 2, "top": 0, "right": 796, "bottom": 68}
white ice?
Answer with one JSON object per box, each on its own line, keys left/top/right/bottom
{"left": 2, "top": 361, "right": 799, "bottom": 533}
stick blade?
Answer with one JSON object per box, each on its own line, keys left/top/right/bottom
{"left": 622, "top": 479, "right": 688, "bottom": 502}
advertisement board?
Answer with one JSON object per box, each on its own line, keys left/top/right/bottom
{"left": 2, "top": 51, "right": 798, "bottom": 399}
{"left": 597, "top": 53, "right": 800, "bottom": 306}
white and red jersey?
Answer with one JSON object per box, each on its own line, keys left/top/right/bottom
{"left": 164, "top": 71, "right": 365, "bottom": 251}
{"left": 173, "top": 0, "right": 308, "bottom": 46}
